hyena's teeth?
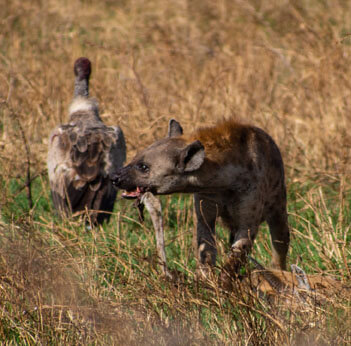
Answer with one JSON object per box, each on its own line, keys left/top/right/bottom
{"left": 121, "top": 187, "right": 144, "bottom": 199}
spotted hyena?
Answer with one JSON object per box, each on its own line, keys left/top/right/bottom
{"left": 110, "top": 119, "right": 289, "bottom": 280}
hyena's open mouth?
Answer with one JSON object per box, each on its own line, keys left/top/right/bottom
{"left": 121, "top": 186, "right": 147, "bottom": 199}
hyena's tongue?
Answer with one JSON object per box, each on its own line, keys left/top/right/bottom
{"left": 121, "top": 187, "right": 146, "bottom": 222}
{"left": 122, "top": 186, "right": 143, "bottom": 199}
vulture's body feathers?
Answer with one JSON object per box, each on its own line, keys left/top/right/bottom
{"left": 47, "top": 58, "right": 126, "bottom": 225}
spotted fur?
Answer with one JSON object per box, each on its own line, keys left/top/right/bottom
{"left": 111, "top": 118, "right": 289, "bottom": 277}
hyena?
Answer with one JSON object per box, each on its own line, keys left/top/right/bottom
{"left": 110, "top": 119, "right": 289, "bottom": 279}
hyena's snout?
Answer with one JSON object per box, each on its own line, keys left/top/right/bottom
{"left": 109, "top": 166, "right": 131, "bottom": 189}
{"left": 109, "top": 169, "right": 123, "bottom": 187}
{"left": 109, "top": 166, "right": 137, "bottom": 192}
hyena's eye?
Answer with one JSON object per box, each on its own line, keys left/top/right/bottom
{"left": 136, "top": 162, "right": 150, "bottom": 173}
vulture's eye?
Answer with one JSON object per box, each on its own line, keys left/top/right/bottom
{"left": 136, "top": 162, "right": 150, "bottom": 173}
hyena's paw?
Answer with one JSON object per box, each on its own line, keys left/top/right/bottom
{"left": 219, "top": 239, "right": 251, "bottom": 290}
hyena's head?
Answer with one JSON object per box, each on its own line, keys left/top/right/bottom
{"left": 110, "top": 120, "right": 205, "bottom": 197}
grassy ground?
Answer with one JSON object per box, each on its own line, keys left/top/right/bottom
{"left": 1, "top": 0, "right": 351, "bottom": 344}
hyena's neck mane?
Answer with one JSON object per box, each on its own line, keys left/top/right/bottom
{"left": 186, "top": 119, "right": 253, "bottom": 164}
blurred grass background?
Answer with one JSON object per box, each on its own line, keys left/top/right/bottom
{"left": 1, "top": 0, "right": 351, "bottom": 344}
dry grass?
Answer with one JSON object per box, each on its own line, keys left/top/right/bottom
{"left": 1, "top": 0, "right": 351, "bottom": 344}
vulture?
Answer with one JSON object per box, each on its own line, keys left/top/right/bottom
{"left": 47, "top": 57, "right": 126, "bottom": 225}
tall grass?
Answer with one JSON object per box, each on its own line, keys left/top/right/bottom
{"left": 1, "top": 0, "right": 351, "bottom": 343}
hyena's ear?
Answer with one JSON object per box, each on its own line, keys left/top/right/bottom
{"left": 178, "top": 140, "right": 205, "bottom": 172}
{"left": 167, "top": 119, "right": 183, "bottom": 137}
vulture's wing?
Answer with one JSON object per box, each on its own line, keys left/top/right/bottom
{"left": 47, "top": 121, "right": 126, "bottom": 224}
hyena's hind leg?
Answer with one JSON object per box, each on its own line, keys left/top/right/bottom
{"left": 265, "top": 203, "right": 290, "bottom": 270}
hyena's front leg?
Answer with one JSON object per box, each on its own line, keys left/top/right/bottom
{"left": 194, "top": 194, "right": 219, "bottom": 277}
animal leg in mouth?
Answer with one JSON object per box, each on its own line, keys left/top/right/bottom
{"left": 140, "top": 192, "right": 172, "bottom": 279}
